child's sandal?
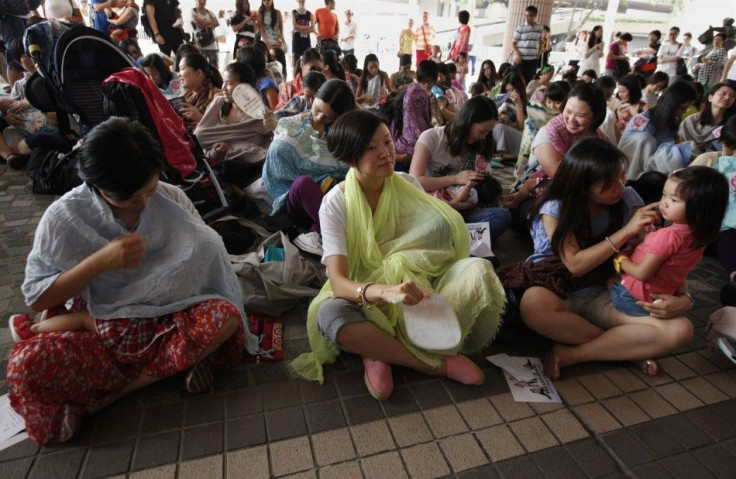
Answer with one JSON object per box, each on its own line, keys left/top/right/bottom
{"left": 639, "top": 359, "right": 662, "bottom": 377}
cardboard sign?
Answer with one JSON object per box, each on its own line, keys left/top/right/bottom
{"left": 232, "top": 83, "right": 266, "bottom": 119}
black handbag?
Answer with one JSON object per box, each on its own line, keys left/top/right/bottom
{"left": 676, "top": 58, "right": 688, "bottom": 76}
{"left": 26, "top": 148, "right": 82, "bottom": 195}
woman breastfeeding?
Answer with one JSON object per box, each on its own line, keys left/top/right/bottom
{"left": 678, "top": 82, "right": 736, "bottom": 158}
{"left": 261, "top": 79, "right": 356, "bottom": 254}
{"left": 517, "top": 138, "right": 694, "bottom": 379}
{"left": 409, "top": 96, "right": 512, "bottom": 241}
{"left": 7, "top": 118, "right": 250, "bottom": 445}
{"left": 194, "top": 62, "right": 276, "bottom": 188}
{"left": 290, "top": 110, "right": 505, "bottom": 399}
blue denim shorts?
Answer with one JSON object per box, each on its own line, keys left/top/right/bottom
{"left": 610, "top": 282, "right": 649, "bottom": 316}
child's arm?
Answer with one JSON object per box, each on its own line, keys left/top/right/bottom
{"left": 616, "top": 252, "right": 663, "bottom": 281}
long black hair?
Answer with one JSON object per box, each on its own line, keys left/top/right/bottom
{"left": 670, "top": 167, "right": 729, "bottom": 247}
{"left": 444, "top": 96, "right": 498, "bottom": 159}
{"left": 223, "top": 62, "right": 257, "bottom": 115}
{"left": 79, "top": 117, "right": 166, "bottom": 201}
{"left": 477, "top": 59, "right": 499, "bottom": 91}
{"left": 141, "top": 53, "right": 173, "bottom": 87}
{"left": 258, "top": 0, "right": 279, "bottom": 29}
{"left": 587, "top": 25, "right": 602, "bottom": 49}
{"left": 321, "top": 50, "right": 346, "bottom": 81}
{"left": 238, "top": 45, "right": 268, "bottom": 78}
{"left": 530, "top": 138, "right": 629, "bottom": 257}
{"left": 651, "top": 81, "right": 697, "bottom": 134}
{"left": 699, "top": 83, "right": 736, "bottom": 127}
{"left": 314, "top": 79, "right": 357, "bottom": 133}
{"left": 617, "top": 74, "right": 643, "bottom": 104}
{"left": 358, "top": 53, "right": 386, "bottom": 93}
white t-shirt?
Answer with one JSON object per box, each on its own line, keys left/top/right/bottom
{"left": 727, "top": 47, "right": 736, "bottom": 82}
{"left": 656, "top": 40, "right": 683, "bottom": 77}
{"left": 320, "top": 172, "right": 422, "bottom": 263}
{"left": 340, "top": 20, "right": 357, "bottom": 51}
{"left": 415, "top": 126, "right": 458, "bottom": 177}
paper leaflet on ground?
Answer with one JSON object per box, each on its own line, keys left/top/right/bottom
{"left": 0, "top": 432, "right": 29, "bottom": 452}
{"left": 232, "top": 83, "right": 266, "bottom": 119}
{"left": 467, "top": 222, "right": 494, "bottom": 258}
{"left": 0, "top": 394, "right": 26, "bottom": 447}
{"left": 402, "top": 294, "right": 461, "bottom": 351}
{"left": 486, "top": 354, "right": 561, "bottom": 403}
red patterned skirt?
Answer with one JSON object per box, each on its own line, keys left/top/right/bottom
{"left": 6, "top": 299, "right": 245, "bottom": 445}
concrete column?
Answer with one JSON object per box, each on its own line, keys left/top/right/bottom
{"left": 501, "top": 0, "right": 554, "bottom": 65}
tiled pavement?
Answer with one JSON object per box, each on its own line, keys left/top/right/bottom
{"left": 2, "top": 162, "right": 736, "bottom": 478}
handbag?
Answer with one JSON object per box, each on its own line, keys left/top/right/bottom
{"left": 244, "top": 313, "right": 283, "bottom": 362}
{"left": 26, "top": 148, "right": 82, "bottom": 195}
{"left": 676, "top": 58, "right": 688, "bottom": 76}
{"left": 231, "top": 231, "right": 327, "bottom": 316}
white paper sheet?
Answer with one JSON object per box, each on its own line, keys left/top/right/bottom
{"left": 467, "top": 222, "right": 494, "bottom": 258}
{"left": 0, "top": 432, "right": 29, "bottom": 452}
{"left": 486, "top": 355, "right": 561, "bottom": 403}
{"left": 0, "top": 394, "right": 26, "bottom": 444}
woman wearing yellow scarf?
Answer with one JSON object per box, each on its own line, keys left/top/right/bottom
{"left": 290, "top": 110, "right": 506, "bottom": 400}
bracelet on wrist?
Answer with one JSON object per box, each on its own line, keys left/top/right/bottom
{"left": 605, "top": 236, "right": 620, "bottom": 253}
{"left": 356, "top": 282, "right": 376, "bottom": 309}
{"left": 613, "top": 254, "right": 629, "bottom": 274}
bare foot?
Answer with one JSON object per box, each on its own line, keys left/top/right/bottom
{"left": 543, "top": 344, "right": 563, "bottom": 380}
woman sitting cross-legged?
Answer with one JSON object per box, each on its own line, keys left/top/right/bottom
{"left": 6, "top": 117, "right": 253, "bottom": 445}
{"left": 290, "top": 110, "right": 506, "bottom": 399}
{"left": 516, "top": 138, "right": 694, "bottom": 379}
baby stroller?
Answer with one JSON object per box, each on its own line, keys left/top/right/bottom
{"left": 23, "top": 21, "right": 229, "bottom": 220}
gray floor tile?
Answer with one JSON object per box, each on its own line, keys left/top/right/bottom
{"left": 0, "top": 457, "right": 34, "bottom": 478}
{"left": 496, "top": 455, "right": 543, "bottom": 479}
{"left": 532, "top": 447, "right": 587, "bottom": 479}
{"left": 91, "top": 407, "right": 143, "bottom": 444}
{"left": 225, "top": 387, "right": 263, "bottom": 418}
{"left": 133, "top": 431, "right": 181, "bottom": 471}
{"left": 305, "top": 399, "right": 347, "bottom": 433}
{"left": 410, "top": 381, "right": 453, "bottom": 409}
{"left": 632, "top": 462, "right": 675, "bottom": 478}
{"left": 82, "top": 439, "right": 135, "bottom": 479}
{"left": 629, "top": 422, "right": 686, "bottom": 459}
{"left": 343, "top": 395, "right": 385, "bottom": 425}
{"left": 185, "top": 393, "right": 225, "bottom": 426}
{"left": 265, "top": 405, "right": 307, "bottom": 441}
{"left": 685, "top": 407, "right": 736, "bottom": 441}
{"left": 456, "top": 464, "right": 500, "bottom": 479}
{"left": 657, "top": 414, "right": 713, "bottom": 450}
{"left": 334, "top": 370, "right": 370, "bottom": 397}
{"left": 262, "top": 380, "right": 301, "bottom": 411}
{"left": 182, "top": 423, "right": 224, "bottom": 460}
{"left": 661, "top": 452, "right": 717, "bottom": 479}
{"left": 603, "top": 429, "right": 654, "bottom": 467}
{"left": 141, "top": 402, "right": 184, "bottom": 435}
{"left": 692, "top": 444, "right": 736, "bottom": 479}
{"left": 0, "top": 437, "right": 39, "bottom": 461}
{"left": 28, "top": 448, "right": 86, "bottom": 479}
{"left": 227, "top": 415, "right": 267, "bottom": 450}
{"left": 299, "top": 378, "right": 338, "bottom": 403}
{"left": 381, "top": 386, "right": 420, "bottom": 417}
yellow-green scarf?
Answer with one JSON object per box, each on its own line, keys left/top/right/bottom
{"left": 290, "top": 170, "right": 506, "bottom": 383}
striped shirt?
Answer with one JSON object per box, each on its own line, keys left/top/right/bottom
{"left": 512, "top": 23, "right": 543, "bottom": 60}
{"left": 415, "top": 24, "right": 436, "bottom": 50}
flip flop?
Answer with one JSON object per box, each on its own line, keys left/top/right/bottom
{"left": 639, "top": 359, "right": 662, "bottom": 377}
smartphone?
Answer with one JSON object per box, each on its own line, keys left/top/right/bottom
{"left": 430, "top": 85, "right": 445, "bottom": 100}
{"left": 168, "top": 96, "right": 186, "bottom": 112}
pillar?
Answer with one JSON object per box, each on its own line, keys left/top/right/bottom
{"left": 501, "top": 0, "right": 554, "bottom": 64}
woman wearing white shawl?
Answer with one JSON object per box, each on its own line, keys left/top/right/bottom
{"left": 291, "top": 110, "right": 505, "bottom": 400}
{"left": 7, "top": 118, "right": 253, "bottom": 445}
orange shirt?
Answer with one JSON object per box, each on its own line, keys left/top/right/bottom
{"left": 314, "top": 8, "right": 338, "bottom": 39}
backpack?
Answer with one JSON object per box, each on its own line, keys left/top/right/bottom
{"left": 102, "top": 68, "right": 197, "bottom": 179}
{"left": 26, "top": 147, "right": 82, "bottom": 195}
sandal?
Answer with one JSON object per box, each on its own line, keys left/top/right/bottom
{"left": 185, "top": 358, "right": 214, "bottom": 394}
{"left": 58, "top": 403, "right": 88, "bottom": 443}
{"left": 444, "top": 355, "right": 485, "bottom": 386}
{"left": 639, "top": 359, "right": 662, "bottom": 377}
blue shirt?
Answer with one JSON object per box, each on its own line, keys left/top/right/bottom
{"left": 527, "top": 186, "right": 644, "bottom": 263}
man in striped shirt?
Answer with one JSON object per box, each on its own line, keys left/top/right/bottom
{"left": 511, "top": 5, "right": 543, "bottom": 83}
{"left": 415, "top": 11, "right": 436, "bottom": 67}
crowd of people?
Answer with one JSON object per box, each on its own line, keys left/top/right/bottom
{"left": 1, "top": 1, "right": 736, "bottom": 447}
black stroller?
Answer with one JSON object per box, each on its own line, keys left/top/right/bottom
{"left": 23, "top": 21, "right": 230, "bottom": 220}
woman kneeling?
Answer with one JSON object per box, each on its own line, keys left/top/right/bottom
{"left": 290, "top": 110, "right": 506, "bottom": 399}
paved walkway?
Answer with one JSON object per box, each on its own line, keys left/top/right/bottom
{"left": 1, "top": 163, "right": 735, "bottom": 478}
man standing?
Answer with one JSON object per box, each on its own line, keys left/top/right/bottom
{"left": 90, "top": 0, "right": 112, "bottom": 37}
{"left": 398, "top": 18, "right": 414, "bottom": 68}
{"left": 340, "top": 9, "right": 356, "bottom": 57}
{"left": 314, "top": 0, "right": 339, "bottom": 55}
{"left": 414, "top": 11, "right": 435, "bottom": 67}
{"left": 511, "top": 5, "right": 543, "bottom": 83}
{"left": 656, "top": 27, "right": 684, "bottom": 83}
{"left": 143, "top": 0, "right": 184, "bottom": 57}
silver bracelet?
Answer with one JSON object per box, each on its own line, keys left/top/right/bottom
{"left": 358, "top": 282, "right": 376, "bottom": 308}
{"left": 605, "top": 236, "right": 620, "bottom": 253}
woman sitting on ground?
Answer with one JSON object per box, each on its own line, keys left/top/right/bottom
{"left": 356, "top": 54, "right": 392, "bottom": 108}
{"left": 409, "top": 96, "right": 512, "bottom": 241}
{"left": 476, "top": 59, "right": 500, "bottom": 94}
{"left": 678, "top": 82, "right": 736, "bottom": 159}
{"left": 515, "top": 138, "right": 694, "bottom": 379}
{"left": 178, "top": 53, "right": 222, "bottom": 127}
{"left": 320, "top": 50, "right": 348, "bottom": 85}
{"left": 503, "top": 83, "right": 610, "bottom": 227}
{"left": 261, "top": 79, "right": 357, "bottom": 254}
{"left": 238, "top": 45, "right": 280, "bottom": 110}
{"left": 290, "top": 109, "right": 506, "bottom": 399}
{"left": 497, "top": 71, "right": 528, "bottom": 131}
{"left": 619, "top": 81, "right": 698, "bottom": 179}
{"left": 194, "top": 62, "right": 276, "bottom": 188}
{"left": 6, "top": 117, "right": 251, "bottom": 445}
{"left": 390, "top": 60, "right": 437, "bottom": 169}
{"left": 275, "top": 70, "right": 327, "bottom": 119}
{"left": 277, "top": 48, "right": 322, "bottom": 109}
{"left": 609, "top": 74, "right": 650, "bottom": 143}
{"left": 141, "top": 53, "right": 183, "bottom": 97}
